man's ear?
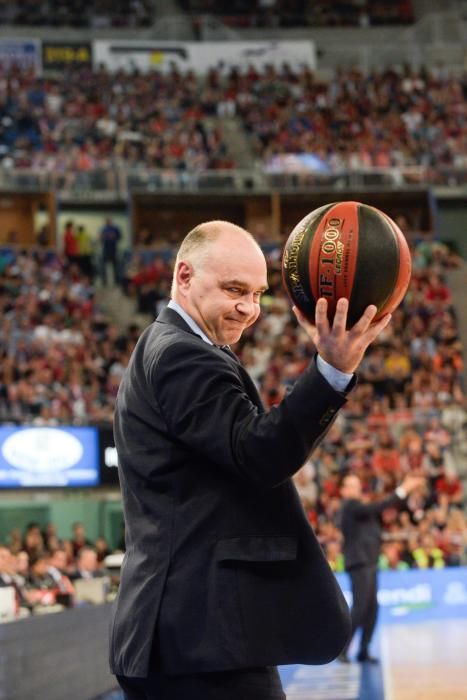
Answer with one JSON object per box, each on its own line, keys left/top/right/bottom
{"left": 176, "top": 260, "right": 193, "bottom": 291}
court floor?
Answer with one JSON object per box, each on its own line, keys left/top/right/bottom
{"left": 99, "top": 619, "right": 467, "bottom": 700}
{"left": 282, "top": 619, "right": 467, "bottom": 700}
{"left": 380, "top": 619, "right": 467, "bottom": 700}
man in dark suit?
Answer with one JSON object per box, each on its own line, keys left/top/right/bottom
{"left": 337, "top": 473, "right": 424, "bottom": 664}
{"left": 69, "top": 547, "right": 106, "bottom": 580}
{"left": 109, "top": 220, "right": 392, "bottom": 699}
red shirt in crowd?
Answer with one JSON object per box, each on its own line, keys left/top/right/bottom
{"left": 435, "top": 475, "right": 463, "bottom": 500}
{"left": 64, "top": 228, "right": 79, "bottom": 257}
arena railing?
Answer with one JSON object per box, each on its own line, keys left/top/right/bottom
{"left": 0, "top": 165, "right": 466, "bottom": 198}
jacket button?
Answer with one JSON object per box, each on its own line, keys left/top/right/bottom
{"left": 319, "top": 407, "right": 337, "bottom": 426}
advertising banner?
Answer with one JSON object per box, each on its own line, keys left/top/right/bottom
{"left": 0, "top": 426, "right": 99, "bottom": 487}
{"left": 337, "top": 567, "right": 467, "bottom": 624}
{"left": 93, "top": 40, "right": 316, "bottom": 74}
{"left": 42, "top": 41, "right": 93, "bottom": 71}
{"left": 0, "top": 39, "right": 41, "bottom": 72}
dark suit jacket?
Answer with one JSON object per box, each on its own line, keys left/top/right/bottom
{"left": 109, "top": 307, "right": 352, "bottom": 678}
{"left": 339, "top": 493, "right": 404, "bottom": 570}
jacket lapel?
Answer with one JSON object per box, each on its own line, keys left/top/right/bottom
{"left": 157, "top": 306, "right": 265, "bottom": 412}
{"left": 236, "top": 364, "right": 265, "bottom": 411}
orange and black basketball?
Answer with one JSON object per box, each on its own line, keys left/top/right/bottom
{"left": 282, "top": 201, "right": 412, "bottom": 327}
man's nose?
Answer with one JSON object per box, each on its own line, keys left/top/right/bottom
{"left": 235, "top": 295, "right": 256, "bottom": 316}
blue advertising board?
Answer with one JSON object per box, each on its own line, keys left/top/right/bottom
{"left": 0, "top": 40, "right": 41, "bottom": 72}
{"left": 336, "top": 566, "right": 467, "bottom": 624}
{"left": 0, "top": 426, "right": 99, "bottom": 487}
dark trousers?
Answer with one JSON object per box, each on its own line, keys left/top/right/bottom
{"left": 101, "top": 255, "right": 119, "bottom": 286}
{"left": 346, "top": 564, "right": 379, "bottom": 655}
{"left": 117, "top": 666, "right": 285, "bottom": 700}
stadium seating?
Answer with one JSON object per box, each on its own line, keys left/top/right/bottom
{"left": 1, "top": 64, "right": 465, "bottom": 191}
{"left": 179, "top": 0, "right": 415, "bottom": 28}
{"left": 0, "top": 0, "right": 155, "bottom": 28}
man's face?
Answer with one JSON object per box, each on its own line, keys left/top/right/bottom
{"left": 342, "top": 475, "right": 362, "bottom": 499}
{"left": 80, "top": 550, "right": 97, "bottom": 572}
{"left": 16, "top": 552, "right": 29, "bottom": 575}
{"left": 178, "top": 231, "right": 268, "bottom": 346}
{"left": 50, "top": 551, "right": 67, "bottom": 571}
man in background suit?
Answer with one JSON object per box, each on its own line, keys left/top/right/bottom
{"left": 338, "top": 473, "right": 424, "bottom": 664}
{"left": 110, "top": 220, "right": 392, "bottom": 699}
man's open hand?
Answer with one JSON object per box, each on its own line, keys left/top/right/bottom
{"left": 293, "top": 297, "right": 392, "bottom": 374}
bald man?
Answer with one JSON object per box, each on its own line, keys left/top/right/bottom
{"left": 110, "top": 221, "right": 391, "bottom": 699}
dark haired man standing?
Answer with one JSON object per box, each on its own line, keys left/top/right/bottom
{"left": 338, "top": 473, "right": 424, "bottom": 664}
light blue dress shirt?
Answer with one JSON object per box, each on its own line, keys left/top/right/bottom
{"left": 167, "top": 299, "right": 352, "bottom": 392}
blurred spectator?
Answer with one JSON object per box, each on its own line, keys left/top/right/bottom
{"left": 22, "top": 523, "right": 45, "bottom": 559}
{"left": 378, "top": 541, "right": 410, "bottom": 570}
{"left": 435, "top": 469, "right": 464, "bottom": 507}
{"left": 8, "top": 528, "right": 23, "bottom": 555}
{"left": 0, "top": 545, "right": 15, "bottom": 587}
{"left": 15, "top": 550, "right": 30, "bottom": 584}
{"left": 442, "top": 509, "right": 467, "bottom": 566}
{"left": 25, "top": 553, "right": 58, "bottom": 606}
{"left": 48, "top": 549, "right": 76, "bottom": 598}
{"left": 76, "top": 224, "right": 94, "bottom": 279}
{"left": 63, "top": 220, "right": 79, "bottom": 264}
{"left": 411, "top": 533, "right": 446, "bottom": 569}
{"left": 372, "top": 431, "right": 401, "bottom": 474}
{"left": 99, "top": 218, "right": 121, "bottom": 286}
{"left": 43, "top": 522, "right": 60, "bottom": 553}
{"left": 69, "top": 547, "right": 106, "bottom": 580}
{"left": 70, "top": 522, "right": 93, "bottom": 558}
{"left": 95, "top": 536, "right": 111, "bottom": 564}
{"left": 36, "top": 224, "right": 51, "bottom": 248}
{"left": 326, "top": 540, "right": 345, "bottom": 573}
{"left": 0, "top": 545, "right": 31, "bottom": 611}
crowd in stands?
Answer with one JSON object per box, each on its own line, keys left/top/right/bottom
{"left": 0, "top": 0, "right": 154, "bottom": 27}
{"left": 0, "top": 521, "right": 119, "bottom": 616}
{"left": 235, "top": 64, "right": 467, "bottom": 172}
{"left": 0, "top": 64, "right": 234, "bottom": 180}
{"left": 306, "top": 0, "right": 415, "bottom": 26}
{"left": 0, "top": 240, "right": 141, "bottom": 424}
{"left": 182, "top": 0, "right": 414, "bottom": 28}
{"left": 1, "top": 63, "right": 465, "bottom": 184}
{"left": 0, "top": 0, "right": 415, "bottom": 29}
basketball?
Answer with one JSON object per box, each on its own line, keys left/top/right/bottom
{"left": 282, "top": 201, "right": 412, "bottom": 327}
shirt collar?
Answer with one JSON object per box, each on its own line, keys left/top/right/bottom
{"left": 167, "top": 299, "right": 214, "bottom": 346}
